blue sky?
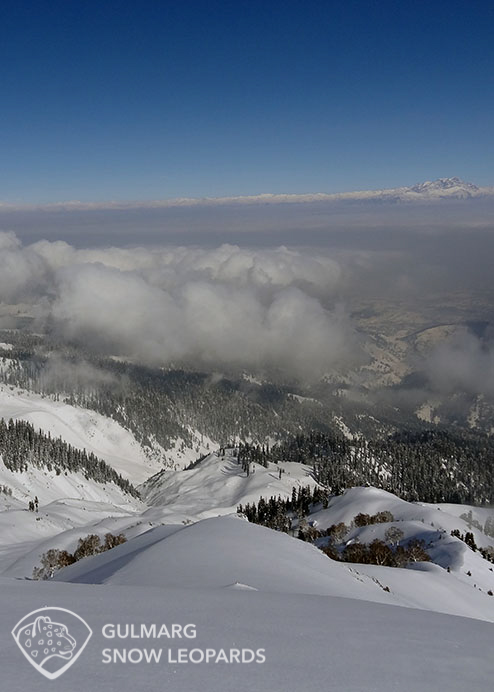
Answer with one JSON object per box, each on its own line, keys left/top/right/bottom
{"left": 1, "top": 0, "right": 493, "bottom": 203}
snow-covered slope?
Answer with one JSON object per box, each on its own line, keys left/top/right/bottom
{"left": 141, "top": 452, "right": 317, "bottom": 521}
{"left": 0, "top": 497, "right": 148, "bottom": 578}
{"left": 0, "top": 383, "right": 163, "bottom": 484}
{"left": 0, "top": 447, "right": 493, "bottom": 691}
{"left": 52, "top": 513, "right": 494, "bottom": 623}
{"left": 2, "top": 442, "right": 493, "bottom": 624}
{"left": 311, "top": 487, "right": 492, "bottom": 550}
{"left": 54, "top": 515, "right": 391, "bottom": 598}
{"left": 0, "top": 417, "right": 493, "bottom": 641}
{"left": 0, "top": 462, "right": 141, "bottom": 511}
{"left": 1, "top": 576, "right": 492, "bottom": 692}
{"left": 0, "top": 384, "right": 148, "bottom": 549}
{"left": 310, "top": 487, "right": 494, "bottom": 613}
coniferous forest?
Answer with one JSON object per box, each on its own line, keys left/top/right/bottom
{"left": 237, "top": 428, "right": 494, "bottom": 505}
{"left": 0, "top": 418, "right": 139, "bottom": 497}
{"left": 1, "top": 333, "right": 494, "bottom": 507}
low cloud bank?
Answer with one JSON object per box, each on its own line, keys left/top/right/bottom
{"left": 0, "top": 233, "right": 360, "bottom": 377}
{"left": 425, "top": 331, "right": 494, "bottom": 398}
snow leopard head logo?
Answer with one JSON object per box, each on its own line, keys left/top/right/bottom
{"left": 18, "top": 615, "right": 76, "bottom": 660}
{"left": 12, "top": 607, "right": 92, "bottom": 680}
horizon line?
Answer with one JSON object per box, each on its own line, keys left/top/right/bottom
{"left": 1, "top": 177, "right": 493, "bottom": 213}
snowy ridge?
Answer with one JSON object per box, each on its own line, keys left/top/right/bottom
{"left": 140, "top": 452, "right": 318, "bottom": 520}
{"left": 409, "top": 177, "right": 480, "bottom": 196}
{"left": 54, "top": 515, "right": 390, "bottom": 598}
{"left": 52, "top": 513, "right": 494, "bottom": 623}
{"left": 0, "top": 177, "right": 490, "bottom": 211}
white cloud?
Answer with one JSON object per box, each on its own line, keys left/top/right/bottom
{"left": 0, "top": 232, "right": 51, "bottom": 302}
{"left": 0, "top": 233, "right": 358, "bottom": 377}
{"left": 425, "top": 331, "right": 494, "bottom": 397}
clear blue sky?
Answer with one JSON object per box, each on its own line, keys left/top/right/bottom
{"left": 1, "top": 0, "right": 493, "bottom": 203}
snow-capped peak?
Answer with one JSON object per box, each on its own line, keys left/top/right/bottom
{"left": 408, "top": 177, "right": 480, "bottom": 196}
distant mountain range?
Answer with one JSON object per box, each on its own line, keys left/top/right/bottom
{"left": 200, "top": 177, "right": 490, "bottom": 206}
{"left": 1, "top": 178, "right": 492, "bottom": 211}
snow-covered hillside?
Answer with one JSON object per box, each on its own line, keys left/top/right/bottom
{"left": 0, "top": 451, "right": 319, "bottom": 578}
{"left": 0, "top": 439, "right": 493, "bottom": 689}
{"left": 0, "top": 497, "right": 146, "bottom": 577}
{"left": 2, "top": 445, "right": 493, "bottom": 620}
{"left": 310, "top": 487, "right": 494, "bottom": 618}
{"left": 0, "top": 384, "right": 162, "bottom": 484}
{"left": 52, "top": 513, "right": 494, "bottom": 623}
{"left": 0, "top": 418, "right": 493, "bottom": 692}
{"left": 1, "top": 575, "right": 492, "bottom": 692}
{"left": 54, "top": 515, "right": 391, "bottom": 597}
{"left": 141, "top": 451, "right": 317, "bottom": 520}
{"left": 2, "top": 457, "right": 493, "bottom": 623}
{"left": 0, "top": 462, "right": 142, "bottom": 511}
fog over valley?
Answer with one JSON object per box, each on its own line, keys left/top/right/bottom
{"left": 1, "top": 185, "right": 494, "bottom": 411}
